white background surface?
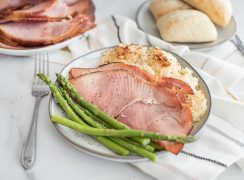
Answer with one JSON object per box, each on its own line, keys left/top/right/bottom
{"left": 1, "top": 0, "right": 244, "bottom": 180}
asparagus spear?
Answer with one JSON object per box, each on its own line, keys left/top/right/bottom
{"left": 124, "top": 138, "right": 155, "bottom": 153}
{"left": 56, "top": 73, "right": 150, "bottom": 146}
{"left": 60, "top": 87, "right": 156, "bottom": 156}
{"left": 112, "top": 138, "right": 157, "bottom": 162}
{"left": 38, "top": 74, "right": 129, "bottom": 156}
{"left": 51, "top": 115, "right": 197, "bottom": 143}
{"left": 149, "top": 142, "right": 165, "bottom": 151}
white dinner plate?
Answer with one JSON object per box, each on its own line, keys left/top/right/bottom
{"left": 0, "top": 34, "right": 86, "bottom": 56}
{"left": 136, "top": 1, "right": 237, "bottom": 50}
{"left": 49, "top": 46, "right": 211, "bottom": 162}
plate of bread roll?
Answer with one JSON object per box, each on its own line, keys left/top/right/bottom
{"left": 136, "top": 0, "right": 236, "bottom": 50}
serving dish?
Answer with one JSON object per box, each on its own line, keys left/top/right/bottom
{"left": 136, "top": 1, "right": 237, "bottom": 50}
{"left": 49, "top": 46, "right": 211, "bottom": 162}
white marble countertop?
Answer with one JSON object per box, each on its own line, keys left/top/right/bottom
{"left": 1, "top": 0, "right": 244, "bottom": 180}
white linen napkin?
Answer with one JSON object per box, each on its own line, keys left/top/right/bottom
{"left": 61, "top": 15, "right": 244, "bottom": 180}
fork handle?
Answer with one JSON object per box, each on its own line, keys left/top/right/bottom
{"left": 21, "top": 96, "right": 41, "bottom": 170}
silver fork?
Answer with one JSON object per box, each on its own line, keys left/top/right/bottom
{"left": 21, "top": 53, "right": 50, "bottom": 170}
{"left": 232, "top": 34, "right": 244, "bottom": 56}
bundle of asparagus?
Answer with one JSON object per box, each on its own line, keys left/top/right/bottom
{"left": 38, "top": 73, "right": 196, "bottom": 162}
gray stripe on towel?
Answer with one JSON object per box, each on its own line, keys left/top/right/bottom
{"left": 200, "top": 57, "right": 210, "bottom": 70}
{"left": 111, "top": 15, "right": 122, "bottom": 43}
{"left": 206, "top": 124, "right": 244, "bottom": 148}
{"left": 145, "top": 33, "right": 152, "bottom": 46}
{"left": 181, "top": 151, "right": 227, "bottom": 167}
{"left": 86, "top": 35, "right": 91, "bottom": 50}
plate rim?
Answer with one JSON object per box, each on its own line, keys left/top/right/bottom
{"left": 48, "top": 45, "right": 212, "bottom": 162}
{"left": 0, "top": 33, "right": 86, "bottom": 56}
{"left": 136, "top": 0, "right": 237, "bottom": 50}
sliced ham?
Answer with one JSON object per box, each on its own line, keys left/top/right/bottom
{"left": 3, "top": 0, "right": 68, "bottom": 22}
{"left": 69, "top": 63, "right": 193, "bottom": 98}
{"left": 61, "top": 0, "right": 80, "bottom": 5}
{"left": 0, "top": 40, "right": 26, "bottom": 49}
{"left": 159, "top": 77, "right": 193, "bottom": 95}
{"left": 69, "top": 70, "right": 193, "bottom": 154}
{"left": 0, "top": 0, "right": 95, "bottom": 48}
{"left": 116, "top": 102, "right": 193, "bottom": 154}
{"left": 0, "top": 0, "right": 43, "bottom": 12}
{"left": 0, "top": 13, "right": 95, "bottom": 46}
{"left": 70, "top": 70, "right": 182, "bottom": 116}
{"left": 1, "top": 0, "right": 94, "bottom": 23}
{"left": 69, "top": 63, "right": 154, "bottom": 81}
{"left": 10, "top": 0, "right": 57, "bottom": 15}
{"left": 68, "top": 0, "right": 95, "bottom": 17}
{"left": 4, "top": 0, "right": 69, "bottom": 22}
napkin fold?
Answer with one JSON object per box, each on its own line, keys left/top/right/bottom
{"left": 66, "top": 15, "right": 244, "bottom": 180}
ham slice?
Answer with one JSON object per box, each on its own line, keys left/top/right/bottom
{"left": 1, "top": 0, "right": 94, "bottom": 23}
{"left": 4, "top": 0, "right": 69, "bottom": 22}
{"left": 0, "top": 0, "right": 43, "bottom": 12}
{"left": 0, "top": 0, "right": 95, "bottom": 48}
{"left": 61, "top": 0, "right": 80, "bottom": 5}
{"left": 116, "top": 102, "right": 193, "bottom": 154}
{"left": 69, "top": 63, "right": 193, "bottom": 98}
{"left": 0, "top": 40, "right": 26, "bottom": 49}
{"left": 69, "top": 63, "right": 154, "bottom": 81}
{"left": 69, "top": 70, "right": 193, "bottom": 154}
{"left": 0, "top": 13, "right": 95, "bottom": 46}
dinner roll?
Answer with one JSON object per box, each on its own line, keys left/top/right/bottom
{"left": 182, "top": 0, "right": 232, "bottom": 27}
{"left": 156, "top": 10, "right": 217, "bottom": 42}
{"left": 149, "top": 0, "right": 191, "bottom": 20}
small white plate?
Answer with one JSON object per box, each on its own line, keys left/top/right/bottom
{"left": 49, "top": 46, "right": 211, "bottom": 162}
{"left": 136, "top": 1, "right": 237, "bottom": 50}
{"left": 0, "top": 34, "right": 86, "bottom": 56}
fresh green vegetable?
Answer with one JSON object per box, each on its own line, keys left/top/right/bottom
{"left": 124, "top": 138, "right": 155, "bottom": 153}
{"left": 38, "top": 73, "right": 129, "bottom": 156}
{"left": 112, "top": 138, "right": 157, "bottom": 162}
{"left": 60, "top": 86, "right": 156, "bottom": 159}
{"left": 56, "top": 73, "right": 150, "bottom": 145}
{"left": 149, "top": 142, "right": 165, "bottom": 151}
{"left": 51, "top": 115, "right": 197, "bottom": 143}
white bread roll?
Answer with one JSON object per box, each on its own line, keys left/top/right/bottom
{"left": 182, "top": 0, "right": 232, "bottom": 27}
{"left": 156, "top": 10, "right": 217, "bottom": 42}
{"left": 149, "top": 0, "right": 191, "bottom": 20}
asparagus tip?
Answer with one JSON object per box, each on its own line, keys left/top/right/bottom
{"left": 187, "top": 136, "right": 198, "bottom": 143}
{"left": 37, "top": 73, "right": 44, "bottom": 79}
{"left": 56, "top": 73, "right": 63, "bottom": 79}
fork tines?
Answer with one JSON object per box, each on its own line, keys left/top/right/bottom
{"left": 33, "top": 53, "right": 49, "bottom": 85}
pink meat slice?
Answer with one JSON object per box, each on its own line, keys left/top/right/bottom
{"left": 0, "top": 13, "right": 95, "bottom": 46}
{"left": 61, "top": 0, "right": 80, "bottom": 5}
{"left": 69, "top": 63, "right": 153, "bottom": 81}
{"left": 3, "top": 0, "right": 69, "bottom": 22}
{"left": 68, "top": 0, "right": 95, "bottom": 16}
{"left": 69, "top": 63, "right": 193, "bottom": 96}
{"left": 1, "top": 0, "right": 94, "bottom": 23}
{"left": 0, "top": 40, "right": 27, "bottom": 49}
{"left": 116, "top": 102, "right": 193, "bottom": 154}
{"left": 69, "top": 70, "right": 181, "bottom": 117}
{"left": 0, "top": 0, "right": 43, "bottom": 12}
{"left": 9, "top": 0, "right": 57, "bottom": 15}
{"left": 69, "top": 70, "right": 193, "bottom": 154}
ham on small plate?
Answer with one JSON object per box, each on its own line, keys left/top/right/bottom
{"left": 0, "top": 0, "right": 95, "bottom": 56}
{"left": 49, "top": 45, "right": 211, "bottom": 162}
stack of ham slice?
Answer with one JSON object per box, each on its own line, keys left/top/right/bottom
{"left": 0, "top": 0, "right": 95, "bottom": 49}
{"left": 69, "top": 63, "right": 194, "bottom": 154}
